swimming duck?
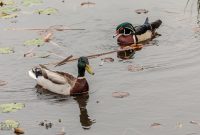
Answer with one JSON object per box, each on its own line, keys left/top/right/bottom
{"left": 28, "top": 57, "right": 94, "bottom": 96}
{"left": 114, "top": 17, "right": 162, "bottom": 46}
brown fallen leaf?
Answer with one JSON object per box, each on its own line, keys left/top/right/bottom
{"left": 135, "top": 9, "right": 148, "bottom": 14}
{"left": 150, "top": 123, "right": 162, "bottom": 128}
{"left": 0, "top": 80, "right": 7, "bottom": 86}
{"left": 127, "top": 65, "right": 144, "bottom": 72}
{"left": 81, "top": 2, "right": 95, "bottom": 6}
{"left": 112, "top": 92, "right": 130, "bottom": 98}
{"left": 14, "top": 128, "right": 24, "bottom": 134}
{"left": 99, "top": 57, "right": 114, "bottom": 66}
{"left": 102, "top": 57, "right": 114, "bottom": 62}
{"left": 24, "top": 52, "right": 36, "bottom": 57}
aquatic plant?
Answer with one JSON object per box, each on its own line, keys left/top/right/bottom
{"left": 24, "top": 38, "right": 44, "bottom": 46}
{"left": 35, "top": 7, "right": 58, "bottom": 15}
{"left": 0, "top": 103, "right": 25, "bottom": 113}
{"left": 0, "top": 47, "right": 14, "bottom": 54}
{"left": 0, "top": 120, "right": 19, "bottom": 130}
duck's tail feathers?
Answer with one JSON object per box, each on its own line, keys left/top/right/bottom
{"left": 150, "top": 19, "right": 162, "bottom": 30}
{"left": 144, "top": 17, "right": 149, "bottom": 25}
{"left": 28, "top": 67, "right": 43, "bottom": 79}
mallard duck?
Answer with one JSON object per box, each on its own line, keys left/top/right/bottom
{"left": 114, "top": 17, "right": 162, "bottom": 46}
{"left": 28, "top": 57, "right": 94, "bottom": 96}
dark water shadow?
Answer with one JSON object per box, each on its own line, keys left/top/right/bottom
{"left": 35, "top": 85, "right": 70, "bottom": 103}
{"left": 35, "top": 85, "right": 95, "bottom": 129}
{"left": 73, "top": 94, "right": 95, "bottom": 130}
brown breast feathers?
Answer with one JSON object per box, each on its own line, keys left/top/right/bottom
{"left": 70, "top": 78, "right": 89, "bottom": 95}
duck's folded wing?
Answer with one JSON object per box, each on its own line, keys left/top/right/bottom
{"left": 41, "top": 68, "right": 68, "bottom": 84}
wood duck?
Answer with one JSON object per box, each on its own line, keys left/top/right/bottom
{"left": 114, "top": 17, "right": 162, "bottom": 59}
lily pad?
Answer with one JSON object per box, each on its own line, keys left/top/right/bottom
{"left": 112, "top": 92, "right": 130, "bottom": 98}
{"left": 1, "top": 13, "right": 17, "bottom": 19}
{"left": 0, "top": 6, "right": 19, "bottom": 14}
{"left": 0, "top": 120, "right": 19, "bottom": 130}
{"left": 35, "top": 7, "right": 58, "bottom": 15}
{"left": 21, "top": 0, "right": 43, "bottom": 6}
{"left": 0, "top": 47, "right": 14, "bottom": 54}
{"left": 0, "top": 0, "right": 15, "bottom": 5}
{"left": 0, "top": 6, "right": 19, "bottom": 19}
{"left": 0, "top": 103, "right": 25, "bottom": 113}
{"left": 24, "top": 38, "right": 44, "bottom": 46}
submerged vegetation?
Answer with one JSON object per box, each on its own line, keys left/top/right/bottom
{"left": 186, "top": 0, "right": 200, "bottom": 23}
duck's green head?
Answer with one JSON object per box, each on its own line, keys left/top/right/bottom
{"left": 114, "top": 22, "right": 135, "bottom": 37}
{"left": 78, "top": 57, "right": 94, "bottom": 77}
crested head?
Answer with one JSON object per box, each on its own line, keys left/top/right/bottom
{"left": 116, "top": 22, "right": 135, "bottom": 35}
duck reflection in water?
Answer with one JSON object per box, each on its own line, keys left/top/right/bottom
{"left": 35, "top": 85, "right": 94, "bottom": 129}
{"left": 73, "top": 94, "right": 95, "bottom": 130}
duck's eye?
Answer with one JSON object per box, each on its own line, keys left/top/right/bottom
{"left": 123, "top": 28, "right": 131, "bottom": 35}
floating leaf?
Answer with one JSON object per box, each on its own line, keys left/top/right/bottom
{"left": 1, "top": 13, "right": 17, "bottom": 19}
{"left": 14, "top": 128, "right": 24, "bottom": 134}
{"left": 24, "top": 38, "right": 44, "bottom": 46}
{"left": 0, "top": 0, "right": 14, "bottom": 5}
{"left": 0, "top": 6, "right": 19, "bottom": 14}
{"left": 135, "top": 9, "right": 148, "bottom": 14}
{"left": 21, "top": 0, "right": 43, "bottom": 6}
{"left": 0, "top": 6, "right": 19, "bottom": 19}
{"left": 127, "top": 65, "right": 144, "bottom": 72}
{"left": 112, "top": 92, "right": 130, "bottom": 98}
{"left": 150, "top": 123, "right": 162, "bottom": 128}
{"left": 0, "top": 120, "right": 19, "bottom": 130}
{"left": 99, "top": 57, "right": 114, "bottom": 66}
{"left": 24, "top": 52, "right": 36, "bottom": 57}
{"left": 0, "top": 103, "right": 25, "bottom": 113}
{"left": 0, "top": 80, "right": 7, "bottom": 86}
{"left": 35, "top": 7, "right": 58, "bottom": 15}
{"left": 102, "top": 57, "right": 114, "bottom": 62}
{"left": 0, "top": 47, "right": 14, "bottom": 54}
{"left": 80, "top": 2, "right": 95, "bottom": 6}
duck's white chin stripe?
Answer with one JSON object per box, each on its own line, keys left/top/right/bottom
{"left": 77, "top": 77, "right": 85, "bottom": 79}
{"left": 28, "top": 70, "right": 37, "bottom": 80}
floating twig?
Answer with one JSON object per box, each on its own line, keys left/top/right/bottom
{"left": 55, "top": 55, "right": 73, "bottom": 67}
{"left": 5, "top": 28, "right": 85, "bottom": 31}
{"left": 44, "top": 44, "right": 143, "bottom": 66}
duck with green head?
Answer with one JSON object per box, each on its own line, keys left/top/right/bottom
{"left": 114, "top": 17, "right": 162, "bottom": 59}
{"left": 114, "top": 17, "right": 162, "bottom": 46}
{"left": 28, "top": 57, "right": 94, "bottom": 95}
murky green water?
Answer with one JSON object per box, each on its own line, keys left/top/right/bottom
{"left": 0, "top": 0, "right": 200, "bottom": 135}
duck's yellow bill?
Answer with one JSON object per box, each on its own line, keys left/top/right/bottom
{"left": 85, "top": 64, "right": 95, "bottom": 75}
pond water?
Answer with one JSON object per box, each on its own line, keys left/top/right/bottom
{"left": 1, "top": 0, "right": 200, "bottom": 135}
